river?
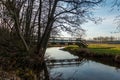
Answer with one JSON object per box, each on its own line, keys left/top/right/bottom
{"left": 46, "top": 47, "right": 120, "bottom": 80}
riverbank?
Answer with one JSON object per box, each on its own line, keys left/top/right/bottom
{"left": 0, "top": 52, "right": 48, "bottom": 80}
{"left": 63, "top": 44, "right": 120, "bottom": 63}
{"left": 47, "top": 47, "right": 120, "bottom": 80}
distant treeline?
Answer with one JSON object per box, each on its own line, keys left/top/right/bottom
{"left": 92, "top": 36, "right": 120, "bottom": 41}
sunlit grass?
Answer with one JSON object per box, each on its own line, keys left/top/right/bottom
{"left": 64, "top": 45, "right": 79, "bottom": 51}
{"left": 88, "top": 43, "right": 120, "bottom": 55}
{"left": 64, "top": 44, "right": 120, "bottom": 55}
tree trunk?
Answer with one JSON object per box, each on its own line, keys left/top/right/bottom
{"left": 36, "top": 0, "right": 58, "bottom": 61}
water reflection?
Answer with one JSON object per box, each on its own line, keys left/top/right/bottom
{"left": 1, "top": 47, "right": 120, "bottom": 80}
{"left": 45, "top": 47, "right": 78, "bottom": 60}
{"left": 46, "top": 47, "right": 120, "bottom": 80}
{"left": 48, "top": 60, "right": 120, "bottom": 80}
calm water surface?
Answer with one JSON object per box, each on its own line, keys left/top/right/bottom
{"left": 46, "top": 47, "right": 120, "bottom": 80}
{"left": 46, "top": 47, "right": 78, "bottom": 60}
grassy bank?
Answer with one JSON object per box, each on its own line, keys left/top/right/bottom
{"left": 63, "top": 44, "right": 120, "bottom": 63}
{"left": 0, "top": 52, "right": 46, "bottom": 79}
{"left": 88, "top": 44, "right": 120, "bottom": 55}
{"left": 64, "top": 44, "right": 120, "bottom": 55}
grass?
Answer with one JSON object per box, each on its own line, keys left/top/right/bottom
{"left": 64, "top": 44, "right": 120, "bottom": 55}
{"left": 88, "top": 44, "right": 120, "bottom": 55}
{"left": 63, "top": 45, "right": 79, "bottom": 51}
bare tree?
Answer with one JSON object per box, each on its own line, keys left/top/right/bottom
{"left": 0, "top": 0, "right": 103, "bottom": 62}
{"left": 110, "top": 0, "right": 120, "bottom": 32}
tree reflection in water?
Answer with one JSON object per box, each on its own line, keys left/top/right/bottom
{"left": 1, "top": 56, "right": 120, "bottom": 80}
{"left": 0, "top": 58, "right": 85, "bottom": 80}
{"left": 48, "top": 58, "right": 86, "bottom": 80}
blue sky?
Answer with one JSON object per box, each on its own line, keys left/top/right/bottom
{"left": 62, "top": 0, "right": 120, "bottom": 40}
{"left": 82, "top": 0, "right": 120, "bottom": 40}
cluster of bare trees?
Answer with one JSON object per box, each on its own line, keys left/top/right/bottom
{"left": 93, "top": 36, "right": 116, "bottom": 42}
{"left": 0, "top": 0, "right": 103, "bottom": 61}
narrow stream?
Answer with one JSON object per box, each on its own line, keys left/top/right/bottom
{"left": 45, "top": 47, "right": 78, "bottom": 60}
{"left": 46, "top": 47, "right": 120, "bottom": 80}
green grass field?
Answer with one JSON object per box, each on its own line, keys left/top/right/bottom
{"left": 63, "top": 45, "right": 79, "bottom": 51}
{"left": 64, "top": 44, "right": 120, "bottom": 55}
{"left": 88, "top": 44, "right": 120, "bottom": 55}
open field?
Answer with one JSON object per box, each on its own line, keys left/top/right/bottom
{"left": 64, "top": 44, "right": 120, "bottom": 55}
{"left": 88, "top": 44, "right": 120, "bottom": 55}
{"left": 63, "top": 44, "right": 120, "bottom": 63}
